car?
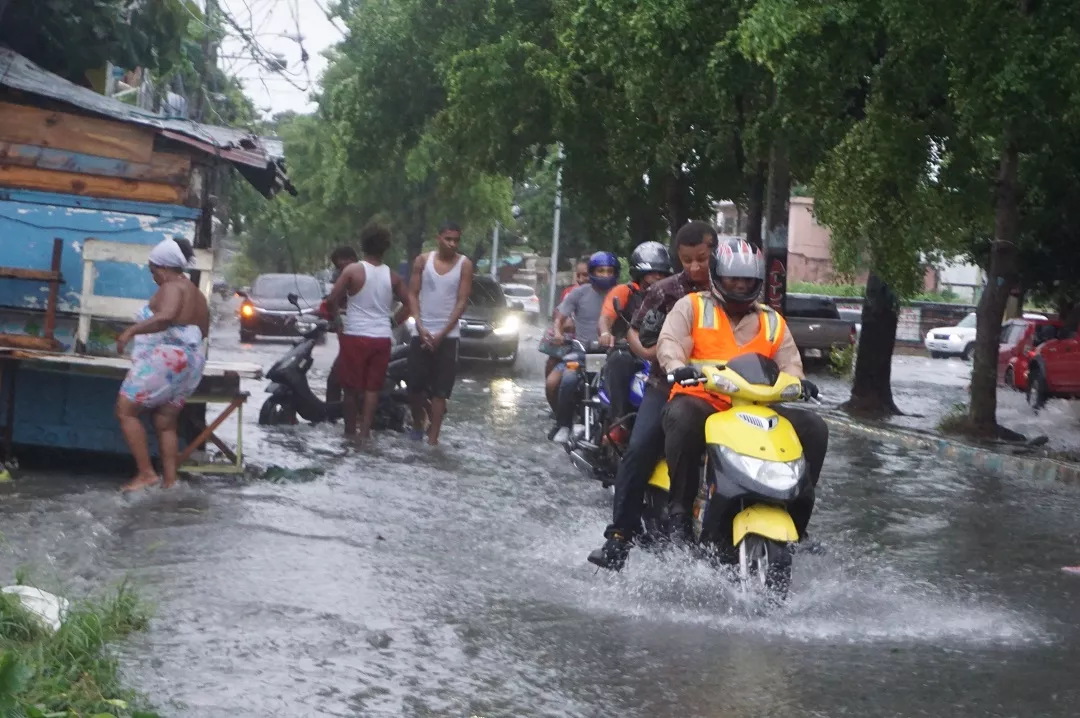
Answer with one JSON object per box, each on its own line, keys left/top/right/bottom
{"left": 500, "top": 283, "right": 541, "bottom": 319}
{"left": 1022, "top": 320, "right": 1080, "bottom": 408}
{"left": 237, "top": 273, "right": 325, "bottom": 343}
{"left": 784, "top": 294, "right": 857, "bottom": 366}
{"left": 924, "top": 311, "right": 977, "bottom": 359}
{"left": 999, "top": 317, "right": 1061, "bottom": 389}
{"left": 402, "top": 275, "right": 520, "bottom": 365}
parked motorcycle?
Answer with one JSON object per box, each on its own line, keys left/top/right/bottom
{"left": 563, "top": 340, "right": 650, "bottom": 487}
{"left": 258, "top": 293, "right": 409, "bottom": 431}
{"left": 641, "top": 353, "right": 816, "bottom": 599}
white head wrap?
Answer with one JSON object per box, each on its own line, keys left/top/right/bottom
{"left": 148, "top": 238, "right": 192, "bottom": 269}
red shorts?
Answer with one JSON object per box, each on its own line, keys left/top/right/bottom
{"left": 336, "top": 335, "right": 392, "bottom": 392}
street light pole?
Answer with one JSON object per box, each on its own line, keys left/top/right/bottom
{"left": 490, "top": 221, "right": 500, "bottom": 279}
{"left": 548, "top": 144, "right": 564, "bottom": 315}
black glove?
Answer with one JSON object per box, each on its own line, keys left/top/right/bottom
{"left": 637, "top": 309, "right": 665, "bottom": 348}
{"left": 801, "top": 379, "right": 819, "bottom": 400}
{"left": 671, "top": 366, "right": 705, "bottom": 385}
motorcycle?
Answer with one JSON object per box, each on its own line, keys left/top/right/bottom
{"left": 641, "top": 353, "right": 816, "bottom": 598}
{"left": 258, "top": 292, "right": 409, "bottom": 431}
{"left": 563, "top": 340, "right": 650, "bottom": 487}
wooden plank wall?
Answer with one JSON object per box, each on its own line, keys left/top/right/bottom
{"left": 0, "top": 101, "right": 196, "bottom": 206}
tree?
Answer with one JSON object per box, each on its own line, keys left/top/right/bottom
{"left": 0, "top": 0, "right": 191, "bottom": 84}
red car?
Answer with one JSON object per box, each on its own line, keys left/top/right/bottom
{"left": 999, "top": 317, "right": 1062, "bottom": 390}
{"left": 1022, "top": 322, "right": 1080, "bottom": 408}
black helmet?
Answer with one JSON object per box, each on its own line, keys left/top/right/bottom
{"left": 629, "top": 241, "right": 674, "bottom": 283}
{"left": 711, "top": 237, "right": 765, "bottom": 312}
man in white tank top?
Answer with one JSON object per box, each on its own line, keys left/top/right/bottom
{"left": 407, "top": 221, "right": 474, "bottom": 446}
{"left": 326, "top": 224, "right": 415, "bottom": 441}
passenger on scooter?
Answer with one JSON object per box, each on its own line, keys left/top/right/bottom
{"left": 588, "top": 222, "right": 715, "bottom": 570}
{"left": 597, "top": 241, "right": 674, "bottom": 441}
{"left": 548, "top": 252, "right": 619, "bottom": 443}
{"left": 658, "top": 237, "right": 828, "bottom": 544}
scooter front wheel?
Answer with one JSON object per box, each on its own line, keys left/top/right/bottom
{"left": 737, "top": 535, "right": 792, "bottom": 600}
{"left": 259, "top": 397, "right": 297, "bottom": 425}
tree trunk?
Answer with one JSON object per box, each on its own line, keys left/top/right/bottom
{"left": 968, "top": 137, "right": 1020, "bottom": 435}
{"left": 745, "top": 161, "right": 767, "bottom": 247}
{"left": 665, "top": 169, "right": 689, "bottom": 239}
{"left": 842, "top": 273, "right": 901, "bottom": 417}
{"left": 763, "top": 144, "right": 790, "bottom": 314}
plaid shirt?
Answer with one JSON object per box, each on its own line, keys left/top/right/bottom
{"left": 630, "top": 271, "right": 710, "bottom": 330}
{"left": 630, "top": 271, "right": 710, "bottom": 382}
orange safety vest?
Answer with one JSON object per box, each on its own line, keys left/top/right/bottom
{"left": 668, "top": 292, "right": 787, "bottom": 411}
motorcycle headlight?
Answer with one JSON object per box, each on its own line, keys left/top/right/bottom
{"left": 719, "top": 446, "right": 805, "bottom": 491}
{"left": 405, "top": 316, "right": 417, "bottom": 336}
{"left": 493, "top": 315, "right": 521, "bottom": 337}
{"left": 780, "top": 383, "right": 802, "bottom": 401}
{"left": 708, "top": 372, "right": 740, "bottom": 394}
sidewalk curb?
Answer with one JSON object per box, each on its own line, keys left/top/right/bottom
{"left": 819, "top": 411, "right": 1080, "bottom": 485}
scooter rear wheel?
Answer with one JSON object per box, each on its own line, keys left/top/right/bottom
{"left": 259, "top": 398, "right": 297, "bottom": 425}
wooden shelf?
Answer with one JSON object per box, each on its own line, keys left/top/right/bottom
{"left": 0, "top": 335, "right": 61, "bottom": 351}
{"left": 0, "top": 267, "right": 62, "bottom": 282}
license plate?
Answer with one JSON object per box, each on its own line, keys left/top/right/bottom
{"left": 585, "top": 354, "right": 607, "bottom": 373}
{"left": 804, "top": 348, "right": 822, "bottom": 359}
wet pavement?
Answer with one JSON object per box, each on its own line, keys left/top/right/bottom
{"left": 1, "top": 307, "right": 1079, "bottom": 716}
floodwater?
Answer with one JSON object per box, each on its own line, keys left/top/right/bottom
{"left": 1, "top": 310, "right": 1079, "bottom": 717}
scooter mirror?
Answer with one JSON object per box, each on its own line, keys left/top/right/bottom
{"left": 287, "top": 292, "right": 300, "bottom": 307}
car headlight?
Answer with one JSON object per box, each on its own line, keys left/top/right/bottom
{"left": 780, "top": 383, "right": 802, "bottom": 401}
{"left": 493, "top": 315, "right": 520, "bottom": 337}
{"left": 719, "top": 446, "right": 805, "bottom": 491}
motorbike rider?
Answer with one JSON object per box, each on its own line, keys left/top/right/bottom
{"left": 547, "top": 251, "right": 620, "bottom": 443}
{"left": 544, "top": 259, "right": 590, "bottom": 382}
{"left": 657, "top": 237, "right": 828, "bottom": 544}
{"left": 588, "top": 222, "right": 715, "bottom": 570}
{"left": 596, "top": 241, "right": 674, "bottom": 441}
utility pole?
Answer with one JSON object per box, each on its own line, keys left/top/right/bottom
{"left": 548, "top": 144, "right": 565, "bottom": 315}
{"left": 490, "top": 222, "right": 500, "bottom": 279}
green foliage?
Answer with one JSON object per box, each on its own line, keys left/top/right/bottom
{"left": 0, "top": 0, "right": 192, "bottom": 83}
{"left": 788, "top": 281, "right": 967, "bottom": 304}
{"left": 829, "top": 343, "right": 856, "bottom": 378}
{"left": 0, "top": 580, "right": 156, "bottom": 717}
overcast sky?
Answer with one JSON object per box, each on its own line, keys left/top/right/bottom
{"left": 215, "top": 0, "right": 342, "bottom": 117}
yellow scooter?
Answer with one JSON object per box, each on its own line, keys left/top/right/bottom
{"left": 644, "top": 352, "right": 814, "bottom": 596}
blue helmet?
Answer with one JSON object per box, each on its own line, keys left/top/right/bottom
{"left": 587, "top": 251, "right": 620, "bottom": 291}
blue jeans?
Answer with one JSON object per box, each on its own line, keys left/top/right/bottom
{"left": 555, "top": 368, "right": 582, "bottom": 428}
{"left": 605, "top": 382, "right": 669, "bottom": 538}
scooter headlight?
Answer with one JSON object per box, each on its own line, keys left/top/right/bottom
{"left": 719, "top": 446, "right": 805, "bottom": 491}
{"left": 493, "top": 315, "right": 521, "bottom": 337}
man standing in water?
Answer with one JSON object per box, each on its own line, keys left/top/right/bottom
{"left": 325, "top": 245, "right": 359, "bottom": 404}
{"left": 326, "top": 225, "right": 413, "bottom": 442}
{"left": 407, "top": 221, "right": 474, "bottom": 445}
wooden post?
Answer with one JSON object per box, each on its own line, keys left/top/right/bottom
{"left": 44, "top": 238, "right": 62, "bottom": 342}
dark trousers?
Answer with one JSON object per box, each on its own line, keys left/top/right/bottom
{"left": 661, "top": 395, "right": 829, "bottom": 535}
{"left": 603, "top": 348, "right": 640, "bottom": 421}
{"left": 555, "top": 369, "right": 581, "bottom": 428}
{"left": 606, "top": 382, "right": 670, "bottom": 538}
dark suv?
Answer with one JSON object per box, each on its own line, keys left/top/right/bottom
{"left": 237, "top": 273, "right": 324, "bottom": 342}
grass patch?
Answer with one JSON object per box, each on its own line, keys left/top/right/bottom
{"left": 937, "top": 402, "right": 971, "bottom": 434}
{"left": 0, "top": 578, "right": 159, "bottom": 717}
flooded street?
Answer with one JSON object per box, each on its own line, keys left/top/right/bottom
{"left": 1, "top": 312, "right": 1079, "bottom": 716}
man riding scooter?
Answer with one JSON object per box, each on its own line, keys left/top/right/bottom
{"left": 657, "top": 238, "right": 828, "bottom": 546}
{"left": 596, "top": 241, "right": 674, "bottom": 443}
{"left": 548, "top": 252, "right": 620, "bottom": 443}
{"left": 588, "top": 222, "right": 716, "bottom": 570}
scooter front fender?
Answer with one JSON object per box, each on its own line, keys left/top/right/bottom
{"left": 732, "top": 504, "right": 799, "bottom": 546}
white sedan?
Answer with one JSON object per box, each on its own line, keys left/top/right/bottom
{"left": 500, "top": 283, "right": 541, "bottom": 317}
{"left": 924, "top": 312, "right": 977, "bottom": 359}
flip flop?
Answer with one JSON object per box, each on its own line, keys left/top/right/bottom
{"left": 407, "top": 429, "right": 425, "bottom": 442}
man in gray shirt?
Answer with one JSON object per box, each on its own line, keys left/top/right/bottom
{"left": 547, "top": 251, "right": 620, "bottom": 442}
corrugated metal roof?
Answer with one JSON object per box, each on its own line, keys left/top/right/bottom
{"left": 0, "top": 47, "right": 294, "bottom": 197}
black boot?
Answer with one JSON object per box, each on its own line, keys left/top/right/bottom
{"left": 588, "top": 533, "right": 631, "bottom": 571}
